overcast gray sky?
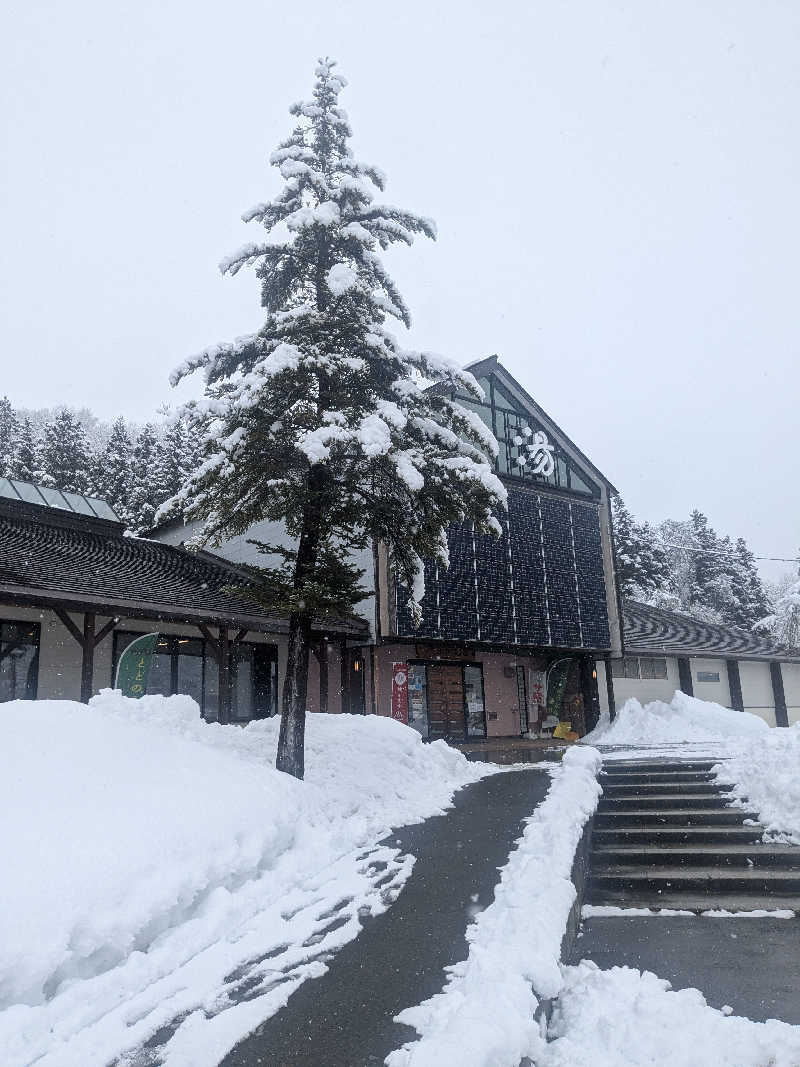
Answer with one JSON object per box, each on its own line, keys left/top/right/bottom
{"left": 2, "top": 0, "right": 798, "bottom": 580}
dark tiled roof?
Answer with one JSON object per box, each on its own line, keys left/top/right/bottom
{"left": 0, "top": 501, "right": 366, "bottom": 635}
{"left": 623, "top": 600, "right": 800, "bottom": 663}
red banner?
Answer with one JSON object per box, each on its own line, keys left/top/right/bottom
{"left": 391, "top": 662, "right": 409, "bottom": 724}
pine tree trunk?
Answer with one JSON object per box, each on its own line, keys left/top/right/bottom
{"left": 276, "top": 609, "right": 312, "bottom": 778}
{"left": 275, "top": 462, "right": 328, "bottom": 778}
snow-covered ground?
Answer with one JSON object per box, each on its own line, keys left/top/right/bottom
{"left": 586, "top": 690, "right": 770, "bottom": 746}
{"left": 0, "top": 691, "right": 494, "bottom": 1067}
{"left": 541, "top": 961, "right": 800, "bottom": 1067}
{"left": 385, "top": 745, "right": 603, "bottom": 1067}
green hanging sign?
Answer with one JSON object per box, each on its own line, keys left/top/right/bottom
{"left": 546, "top": 659, "right": 573, "bottom": 721}
{"left": 115, "top": 632, "right": 160, "bottom": 698}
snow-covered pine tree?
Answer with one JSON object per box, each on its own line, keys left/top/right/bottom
{"left": 39, "top": 409, "right": 92, "bottom": 494}
{"left": 129, "top": 423, "right": 161, "bottom": 532}
{"left": 10, "top": 417, "right": 40, "bottom": 482}
{"left": 166, "top": 59, "right": 506, "bottom": 778}
{"left": 611, "top": 496, "right": 670, "bottom": 599}
{"left": 93, "top": 417, "right": 134, "bottom": 521}
{"left": 153, "top": 417, "right": 196, "bottom": 505}
{"left": 728, "top": 537, "right": 771, "bottom": 630}
{"left": 0, "top": 396, "right": 19, "bottom": 478}
{"left": 761, "top": 562, "right": 800, "bottom": 648}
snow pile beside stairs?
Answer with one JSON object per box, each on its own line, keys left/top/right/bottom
{"left": 713, "top": 723, "right": 800, "bottom": 844}
{"left": 586, "top": 690, "right": 769, "bottom": 745}
{"left": 0, "top": 691, "right": 491, "bottom": 1065}
{"left": 386, "top": 745, "right": 602, "bottom": 1067}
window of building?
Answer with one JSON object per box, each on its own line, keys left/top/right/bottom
{"left": 112, "top": 631, "right": 278, "bottom": 721}
{"left": 0, "top": 620, "right": 40, "bottom": 701}
{"left": 452, "top": 375, "right": 599, "bottom": 496}
{"left": 696, "top": 670, "right": 721, "bottom": 683}
{"left": 612, "top": 655, "right": 668, "bottom": 680}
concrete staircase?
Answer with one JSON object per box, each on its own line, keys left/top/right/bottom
{"left": 586, "top": 759, "right": 800, "bottom": 913}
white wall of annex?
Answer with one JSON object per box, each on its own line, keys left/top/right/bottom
{"left": 689, "top": 657, "right": 731, "bottom": 708}
{"left": 738, "top": 660, "right": 776, "bottom": 726}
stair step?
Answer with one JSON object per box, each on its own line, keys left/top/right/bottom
{"left": 593, "top": 825, "right": 764, "bottom": 845}
{"left": 601, "top": 771, "right": 717, "bottom": 785}
{"left": 598, "top": 794, "right": 735, "bottom": 811}
{"left": 589, "top": 867, "right": 800, "bottom": 893}
{"left": 583, "top": 890, "right": 800, "bottom": 914}
{"left": 592, "top": 844, "right": 800, "bottom": 868}
{"left": 602, "top": 782, "right": 727, "bottom": 796}
{"left": 594, "top": 809, "right": 760, "bottom": 827}
{"left": 602, "top": 760, "right": 719, "bottom": 773}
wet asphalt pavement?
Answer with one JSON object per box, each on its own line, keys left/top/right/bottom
{"left": 220, "top": 767, "right": 551, "bottom": 1067}
{"left": 574, "top": 915, "right": 800, "bottom": 1024}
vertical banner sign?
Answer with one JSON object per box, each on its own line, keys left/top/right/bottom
{"left": 529, "top": 669, "right": 546, "bottom": 712}
{"left": 391, "top": 662, "right": 409, "bottom": 724}
{"left": 115, "top": 633, "right": 160, "bottom": 698}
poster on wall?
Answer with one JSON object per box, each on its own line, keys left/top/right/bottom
{"left": 391, "top": 662, "right": 409, "bottom": 724}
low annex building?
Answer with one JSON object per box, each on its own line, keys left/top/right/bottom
{"left": 599, "top": 600, "right": 800, "bottom": 727}
{"left": 0, "top": 478, "right": 366, "bottom": 717}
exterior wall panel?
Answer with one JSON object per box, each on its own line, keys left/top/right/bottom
{"left": 738, "top": 660, "right": 776, "bottom": 725}
{"left": 781, "top": 662, "right": 800, "bottom": 725}
{"left": 690, "top": 657, "right": 731, "bottom": 708}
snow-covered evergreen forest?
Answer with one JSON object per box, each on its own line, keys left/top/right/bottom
{"left": 0, "top": 395, "right": 200, "bottom": 533}
{"left": 612, "top": 496, "right": 799, "bottom": 645}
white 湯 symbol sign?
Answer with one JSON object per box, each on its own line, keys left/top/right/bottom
{"left": 394, "top": 670, "right": 407, "bottom": 686}
{"left": 513, "top": 427, "right": 556, "bottom": 477}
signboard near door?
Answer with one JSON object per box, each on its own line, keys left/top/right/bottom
{"left": 391, "top": 662, "right": 408, "bottom": 724}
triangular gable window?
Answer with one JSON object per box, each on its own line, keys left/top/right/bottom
{"left": 454, "top": 374, "right": 599, "bottom": 497}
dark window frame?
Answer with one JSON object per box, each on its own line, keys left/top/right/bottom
{"left": 112, "top": 630, "right": 279, "bottom": 721}
{"left": 0, "top": 618, "right": 41, "bottom": 701}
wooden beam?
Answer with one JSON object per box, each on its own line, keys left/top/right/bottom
{"left": 197, "top": 622, "right": 221, "bottom": 662}
{"left": 54, "top": 609, "right": 84, "bottom": 646}
{"left": 232, "top": 628, "right": 249, "bottom": 646}
{"left": 95, "top": 616, "right": 119, "bottom": 646}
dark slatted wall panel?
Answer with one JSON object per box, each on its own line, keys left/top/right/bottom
{"left": 396, "top": 557, "right": 440, "bottom": 638}
{"left": 539, "top": 496, "right": 582, "bottom": 647}
{"left": 395, "top": 488, "right": 612, "bottom": 650}
{"left": 570, "top": 502, "right": 611, "bottom": 648}
{"left": 474, "top": 514, "right": 515, "bottom": 643}
{"left": 437, "top": 523, "right": 479, "bottom": 641}
{"left": 508, "top": 491, "right": 550, "bottom": 646}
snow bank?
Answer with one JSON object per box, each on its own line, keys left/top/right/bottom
{"left": 0, "top": 692, "right": 491, "bottom": 1066}
{"left": 713, "top": 724, "right": 800, "bottom": 844}
{"left": 386, "top": 745, "right": 602, "bottom": 1067}
{"left": 586, "top": 690, "right": 769, "bottom": 745}
{"left": 541, "top": 961, "right": 800, "bottom": 1066}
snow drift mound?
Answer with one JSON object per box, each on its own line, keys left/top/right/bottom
{"left": 0, "top": 691, "right": 487, "bottom": 1011}
{"left": 585, "top": 690, "right": 769, "bottom": 745}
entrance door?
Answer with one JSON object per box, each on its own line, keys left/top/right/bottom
{"left": 427, "top": 664, "right": 466, "bottom": 740}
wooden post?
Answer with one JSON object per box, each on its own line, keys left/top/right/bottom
{"left": 677, "top": 657, "right": 694, "bottom": 697}
{"left": 771, "top": 661, "right": 789, "bottom": 728}
{"left": 80, "top": 612, "right": 96, "bottom": 703}
{"left": 340, "top": 639, "right": 349, "bottom": 715}
{"left": 604, "top": 656, "right": 617, "bottom": 721}
{"left": 320, "top": 640, "right": 329, "bottom": 714}
{"left": 726, "top": 659, "right": 744, "bottom": 712}
{"left": 218, "top": 627, "right": 231, "bottom": 723}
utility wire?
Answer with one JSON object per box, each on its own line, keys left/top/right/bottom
{"left": 661, "top": 541, "right": 799, "bottom": 565}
